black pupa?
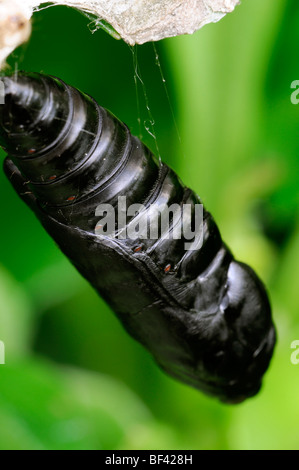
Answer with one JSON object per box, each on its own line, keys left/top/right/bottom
{"left": 0, "top": 72, "right": 276, "bottom": 403}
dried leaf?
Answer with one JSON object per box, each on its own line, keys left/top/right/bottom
{"left": 0, "top": 0, "right": 240, "bottom": 67}
{"left": 0, "top": 0, "right": 31, "bottom": 67}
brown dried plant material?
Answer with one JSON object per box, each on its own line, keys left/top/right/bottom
{"left": 0, "top": 1, "right": 31, "bottom": 67}
{"left": 0, "top": 0, "right": 240, "bottom": 67}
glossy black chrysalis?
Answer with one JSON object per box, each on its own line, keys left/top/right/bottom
{"left": 0, "top": 72, "right": 276, "bottom": 403}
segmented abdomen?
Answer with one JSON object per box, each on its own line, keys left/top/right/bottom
{"left": 0, "top": 72, "right": 276, "bottom": 403}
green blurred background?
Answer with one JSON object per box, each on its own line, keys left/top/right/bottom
{"left": 0, "top": 0, "right": 298, "bottom": 450}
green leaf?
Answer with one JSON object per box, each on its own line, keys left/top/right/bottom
{"left": 0, "top": 265, "right": 33, "bottom": 359}
{"left": 0, "top": 358, "right": 152, "bottom": 450}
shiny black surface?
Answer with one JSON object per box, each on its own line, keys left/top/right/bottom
{"left": 0, "top": 72, "right": 276, "bottom": 403}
